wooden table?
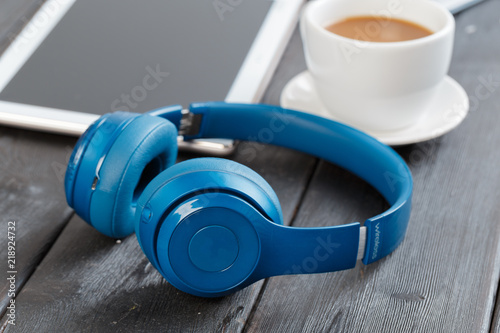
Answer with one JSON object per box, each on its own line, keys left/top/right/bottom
{"left": 1, "top": 1, "right": 500, "bottom": 332}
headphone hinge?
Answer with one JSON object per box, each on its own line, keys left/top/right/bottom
{"left": 179, "top": 109, "right": 203, "bottom": 137}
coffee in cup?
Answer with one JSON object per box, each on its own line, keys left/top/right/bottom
{"left": 300, "top": 0, "right": 455, "bottom": 132}
{"left": 325, "top": 16, "right": 433, "bottom": 43}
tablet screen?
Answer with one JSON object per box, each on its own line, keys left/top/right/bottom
{"left": 0, "top": 0, "right": 272, "bottom": 114}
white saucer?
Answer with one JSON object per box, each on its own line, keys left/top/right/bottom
{"left": 280, "top": 71, "right": 469, "bottom": 146}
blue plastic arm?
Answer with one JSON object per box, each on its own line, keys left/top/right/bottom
{"left": 187, "top": 102, "right": 413, "bottom": 265}
{"left": 252, "top": 221, "right": 361, "bottom": 279}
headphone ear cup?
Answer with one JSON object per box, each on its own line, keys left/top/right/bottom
{"left": 202, "top": 158, "right": 284, "bottom": 224}
{"left": 135, "top": 157, "right": 283, "bottom": 297}
{"left": 90, "top": 115, "right": 178, "bottom": 238}
{"left": 138, "top": 157, "right": 283, "bottom": 227}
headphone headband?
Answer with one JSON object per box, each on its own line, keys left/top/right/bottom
{"left": 66, "top": 101, "right": 413, "bottom": 296}
{"left": 150, "top": 102, "right": 412, "bottom": 265}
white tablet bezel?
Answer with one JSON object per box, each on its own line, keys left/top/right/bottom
{"left": 0, "top": 0, "right": 304, "bottom": 137}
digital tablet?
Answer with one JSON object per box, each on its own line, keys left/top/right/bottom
{"left": 0, "top": 0, "right": 304, "bottom": 153}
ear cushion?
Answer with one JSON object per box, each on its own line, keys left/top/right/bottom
{"left": 66, "top": 112, "right": 137, "bottom": 223}
{"left": 139, "top": 157, "right": 283, "bottom": 225}
{"left": 89, "top": 115, "right": 178, "bottom": 238}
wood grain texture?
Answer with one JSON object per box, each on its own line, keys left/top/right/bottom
{"left": 245, "top": 0, "right": 500, "bottom": 332}
{"left": 1, "top": 0, "right": 500, "bottom": 332}
{"left": 0, "top": 8, "right": 315, "bottom": 332}
{"left": 2, "top": 145, "right": 316, "bottom": 333}
{"left": 0, "top": 0, "right": 72, "bottom": 320}
{"left": 0, "top": 128, "right": 76, "bottom": 316}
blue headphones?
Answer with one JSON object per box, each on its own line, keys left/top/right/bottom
{"left": 64, "top": 102, "right": 412, "bottom": 297}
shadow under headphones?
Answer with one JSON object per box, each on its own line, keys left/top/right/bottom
{"left": 64, "top": 102, "right": 412, "bottom": 297}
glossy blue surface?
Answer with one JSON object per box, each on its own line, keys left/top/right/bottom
{"left": 89, "top": 115, "right": 178, "bottom": 237}
{"left": 65, "top": 104, "right": 184, "bottom": 223}
{"left": 139, "top": 168, "right": 359, "bottom": 297}
{"left": 64, "top": 114, "right": 107, "bottom": 208}
{"left": 135, "top": 158, "right": 283, "bottom": 275}
{"left": 64, "top": 110, "right": 180, "bottom": 237}
{"left": 65, "top": 112, "right": 137, "bottom": 225}
{"left": 188, "top": 225, "right": 239, "bottom": 272}
{"left": 65, "top": 102, "right": 413, "bottom": 297}
{"left": 188, "top": 102, "right": 413, "bottom": 264}
{"left": 158, "top": 194, "right": 262, "bottom": 296}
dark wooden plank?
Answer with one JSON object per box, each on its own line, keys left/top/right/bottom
{"left": 2, "top": 0, "right": 500, "bottom": 332}
{"left": 0, "top": 15, "right": 316, "bottom": 332}
{"left": 0, "top": 0, "right": 80, "bottom": 324}
{"left": 2, "top": 145, "right": 315, "bottom": 332}
{"left": 245, "top": 1, "right": 500, "bottom": 332}
{"left": 2, "top": 6, "right": 315, "bottom": 332}
{"left": 0, "top": 128, "right": 76, "bottom": 315}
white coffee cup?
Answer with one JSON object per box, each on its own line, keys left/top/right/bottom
{"left": 300, "top": 0, "right": 455, "bottom": 132}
